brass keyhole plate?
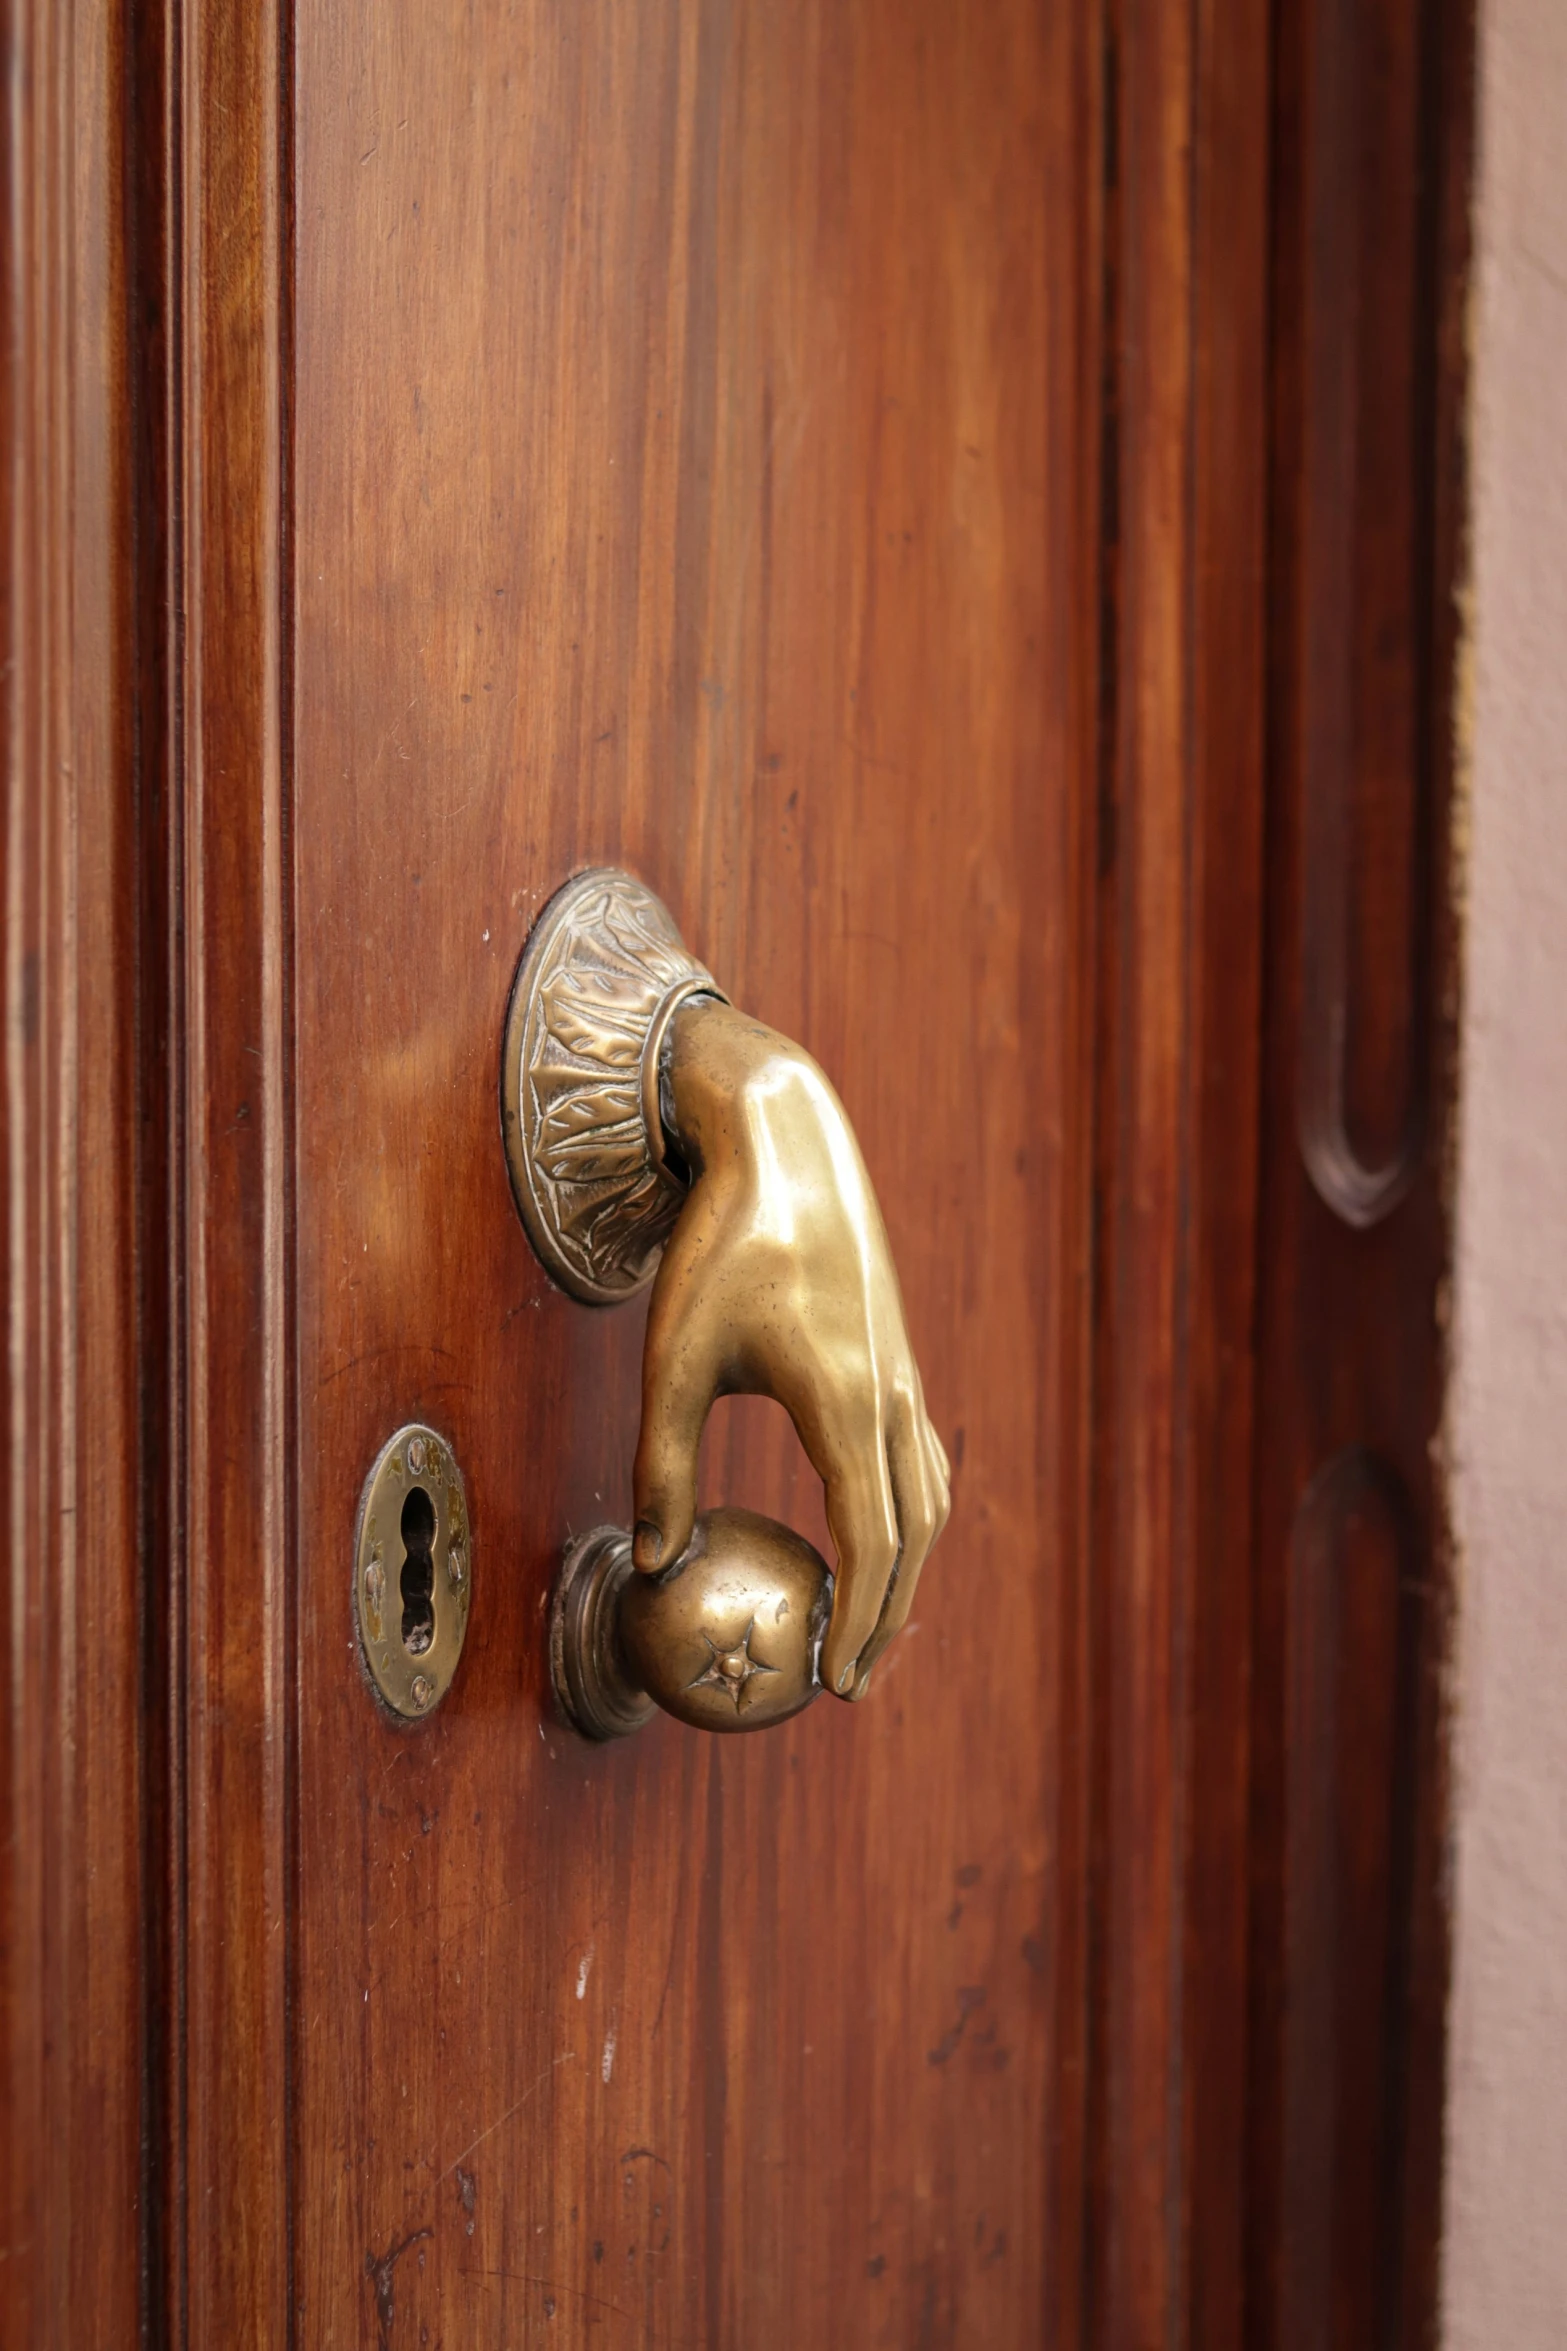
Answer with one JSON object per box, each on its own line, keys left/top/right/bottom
{"left": 353, "top": 1423, "right": 471, "bottom": 1722}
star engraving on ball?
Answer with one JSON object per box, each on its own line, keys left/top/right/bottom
{"left": 687, "top": 1619, "right": 780, "bottom": 1710}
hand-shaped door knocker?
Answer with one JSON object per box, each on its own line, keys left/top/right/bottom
{"left": 501, "top": 869, "right": 949, "bottom": 1738}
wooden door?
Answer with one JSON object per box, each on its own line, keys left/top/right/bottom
{"left": 3, "top": 0, "right": 1469, "bottom": 2345}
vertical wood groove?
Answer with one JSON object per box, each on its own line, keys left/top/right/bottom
{"left": 1088, "top": 5, "right": 1275, "bottom": 2347}
{"left": 1, "top": 0, "right": 143, "bottom": 2339}
{"left": 168, "top": 0, "right": 294, "bottom": 2337}
{"left": 1093, "top": 0, "right": 1202, "bottom": 2337}
{"left": 1247, "top": 5, "right": 1472, "bottom": 2346}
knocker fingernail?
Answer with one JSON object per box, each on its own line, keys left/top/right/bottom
{"left": 837, "top": 1663, "right": 855, "bottom": 1693}
{"left": 633, "top": 1519, "right": 663, "bottom": 1571}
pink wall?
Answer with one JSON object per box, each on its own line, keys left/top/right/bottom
{"left": 1442, "top": 3, "right": 1567, "bottom": 2341}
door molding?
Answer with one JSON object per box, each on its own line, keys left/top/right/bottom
{"left": 142, "top": 0, "right": 298, "bottom": 2336}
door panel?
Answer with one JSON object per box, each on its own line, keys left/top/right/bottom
{"left": 294, "top": 3, "right": 1087, "bottom": 2341}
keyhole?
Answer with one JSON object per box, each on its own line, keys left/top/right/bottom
{"left": 400, "top": 1485, "right": 437, "bottom": 1655}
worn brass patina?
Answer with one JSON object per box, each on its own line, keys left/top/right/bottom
{"left": 506, "top": 867, "right": 949, "bottom": 1714}
{"left": 551, "top": 1508, "right": 832, "bottom": 1740}
{"left": 353, "top": 1423, "right": 472, "bottom": 1721}
{"left": 500, "top": 868, "right": 726, "bottom": 1304}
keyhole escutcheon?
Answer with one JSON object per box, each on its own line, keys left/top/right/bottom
{"left": 353, "top": 1423, "right": 472, "bottom": 1722}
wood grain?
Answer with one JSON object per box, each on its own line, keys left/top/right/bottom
{"left": 1090, "top": 0, "right": 1204, "bottom": 2335}
{"left": 159, "top": 0, "right": 295, "bottom": 2335}
{"left": 1282, "top": 1452, "right": 1422, "bottom": 2351}
{"left": 0, "top": 0, "right": 143, "bottom": 2338}
{"left": 1248, "top": 2, "right": 1472, "bottom": 2345}
{"left": 290, "top": 3, "right": 1088, "bottom": 2342}
{"left": 1081, "top": 11, "right": 1274, "bottom": 2351}
{"left": 1180, "top": 3, "right": 1273, "bottom": 2346}
{"left": 1, "top": 0, "right": 1474, "bottom": 2341}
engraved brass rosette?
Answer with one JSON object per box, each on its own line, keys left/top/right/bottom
{"left": 500, "top": 868, "right": 725, "bottom": 1304}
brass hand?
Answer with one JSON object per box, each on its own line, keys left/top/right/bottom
{"left": 503, "top": 871, "right": 950, "bottom": 1716}
{"left": 632, "top": 998, "right": 950, "bottom": 1701}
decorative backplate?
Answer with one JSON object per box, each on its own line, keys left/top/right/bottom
{"left": 500, "top": 867, "right": 723, "bottom": 1305}
{"left": 549, "top": 1527, "right": 658, "bottom": 1742}
{"left": 353, "top": 1423, "right": 472, "bottom": 1722}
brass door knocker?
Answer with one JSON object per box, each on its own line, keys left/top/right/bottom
{"left": 502, "top": 868, "right": 949, "bottom": 1737}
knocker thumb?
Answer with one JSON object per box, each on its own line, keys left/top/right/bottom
{"left": 631, "top": 1405, "right": 703, "bottom": 1576}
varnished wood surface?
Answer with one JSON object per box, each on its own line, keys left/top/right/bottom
{"left": 168, "top": 0, "right": 295, "bottom": 2337}
{"left": 0, "top": 0, "right": 143, "bottom": 2338}
{"left": 1246, "top": 4, "right": 1471, "bottom": 2347}
{"left": 292, "top": 3, "right": 1089, "bottom": 2342}
{"left": 1087, "top": 3, "right": 1273, "bottom": 2344}
{"left": 1, "top": 0, "right": 1473, "bottom": 2343}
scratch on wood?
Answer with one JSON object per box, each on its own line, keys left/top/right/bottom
{"left": 434, "top": 2051, "right": 576, "bottom": 2186}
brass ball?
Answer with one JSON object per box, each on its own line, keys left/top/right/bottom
{"left": 617, "top": 1506, "right": 833, "bottom": 1734}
